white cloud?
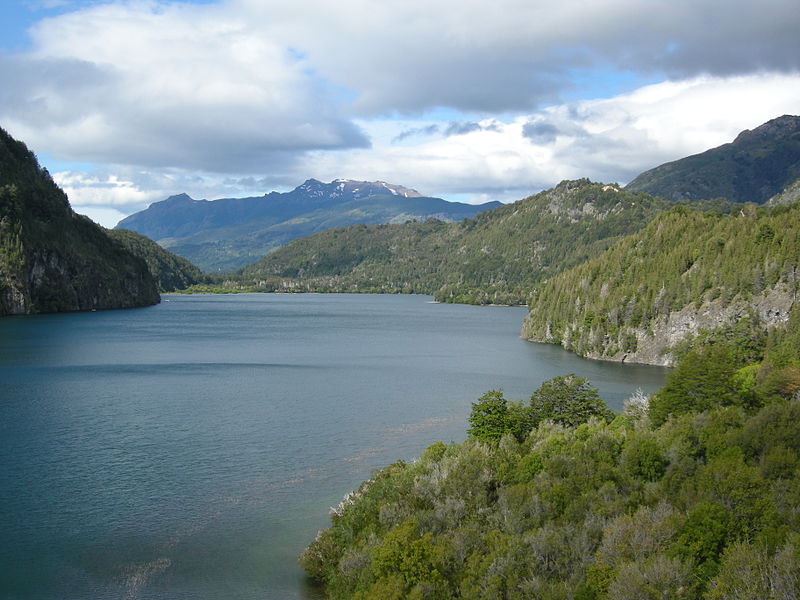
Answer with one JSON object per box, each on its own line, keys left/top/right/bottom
{"left": 1, "top": 0, "right": 798, "bottom": 222}
{"left": 47, "top": 72, "right": 800, "bottom": 223}
{"left": 2, "top": 0, "right": 368, "bottom": 172}
{"left": 74, "top": 205, "right": 131, "bottom": 228}
{"left": 301, "top": 74, "right": 800, "bottom": 199}
{"left": 2, "top": 0, "right": 798, "bottom": 176}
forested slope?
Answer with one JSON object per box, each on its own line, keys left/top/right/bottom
{"left": 625, "top": 115, "right": 800, "bottom": 204}
{"left": 238, "top": 180, "right": 689, "bottom": 305}
{"left": 523, "top": 203, "right": 799, "bottom": 365}
{"left": 0, "top": 127, "right": 159, "bottom": 315}
{"left": 301, "top": 307, "right": 800, "bottom": 600}
{"left": 106, "top": 228, "right": 209, "bottom": 292}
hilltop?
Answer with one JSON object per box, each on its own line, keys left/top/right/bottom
{"left": 625, "top": 115, "right": 800, "bottom": 204}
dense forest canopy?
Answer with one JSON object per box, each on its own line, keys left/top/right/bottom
{"left": 232, "top": 180, "right": 719, "bottom": 305}
{"left": 522, "top": 202, "right": 800, "bottom": 364}
{"left": 301, "top": 306, "right": 800, "bottom": 600}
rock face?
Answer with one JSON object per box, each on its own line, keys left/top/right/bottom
{"left": 521, "top": 204, "right": 799, "bottom": 366}
{"left": 0, "top": 127, "right": 159, "bottom": 315}
{"left": 767, "top": 178, "right": 800, "bottom": 207}
{"left": 625, "top": 115, "right": 800, "bottom": 204}
{"left": 569, "top": 286, "right": 795, "bottom": 366}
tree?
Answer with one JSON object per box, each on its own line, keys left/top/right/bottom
{"left": 467, "top": 390, "right": 511, "bottom": 442}
{"left": 649, "top": 344, "right": 740, "bottom": 427}
{"left": 528, "top": 374, "right": 613, "bottom": 428}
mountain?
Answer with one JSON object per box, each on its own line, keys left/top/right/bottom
{"left": 115, "top": 179, "right": 502, "bottom": 273}
{"left": 767, "top": 177, "right": 800, "bottom": 207}
{"left": 106, "top": 229, "right": 208, "bottom": 292}
{"left": 238, "top": 180, "right": 699, "bottom": 304}
{"left": 522, "top": 202, "right": 799, "bottom": 365}
{"left": 625, "top": 115, "right": 800, "bottom": 203}
{"left": 0, "top": 127, "right": 159, "bottom": 316}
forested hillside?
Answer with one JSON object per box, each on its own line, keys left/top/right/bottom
{"left": 625, "top": 115, "right": 800, "bottom": 204}
{"left": 238, "top": 180, "right": 695, "bottom": 305}
{"left": 106, "top": 229, "right": 209, "bottom": 292}
{"left": 0, "top": 127, "right": 159, "bottom": 315}
{"left": 522, "top": 203, "right": 800, "bottom": 365}
{"left": 301, "top": 306, "right": 800, "bottom": 600}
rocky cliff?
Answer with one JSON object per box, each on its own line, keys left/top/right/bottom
{"left": 0, "top": 127, "right": 159, "bottom": 315}
{"left": 522, "top": 205, "right": 799, "bottom": 365}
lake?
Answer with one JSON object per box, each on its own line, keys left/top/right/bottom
{"left": 0, "top": 294, "right": 667, "bottom": 599}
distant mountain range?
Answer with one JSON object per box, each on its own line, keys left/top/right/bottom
{"left": 625, "top": 114, "right": 800, "bottom": 203}
{"left": 116, "top": 179, "right": 502, "bottom": 273}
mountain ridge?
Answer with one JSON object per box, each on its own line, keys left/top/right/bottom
{"left": 235, "top": 179, "right": 692, "bottom": 304}
{"left": 117, "top": 179, "right": 501, "bottom": 272}
{"left": 625, "top": 114, "right": 800, "bottom": 204}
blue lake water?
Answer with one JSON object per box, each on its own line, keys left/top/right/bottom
{"left": 0, "top": 294, "right": 667, "bottom": 599}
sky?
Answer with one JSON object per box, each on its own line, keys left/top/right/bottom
{"left": 1, "top": 0, "right": 799, "bottom": 227}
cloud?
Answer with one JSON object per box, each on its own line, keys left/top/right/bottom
{"left": 0, "top": 0, "right": 797, "bottom": 223}
{"left": 2, "top": 1, "right": 369, "bottom": 173}
{"left": 392, "top": 125, "right": 440, "bottom": 144}
{"left": 233, "top": 0, "right": 800, "bottom": 114}
{"left": 444, "top": 121, "right": 501, "bottom": 137}
{"left": 2, "top": 0, "right": 796, "bottom": 171}
{"left": 522, "top": 121, "right": 562, "bottom": 144}
{"left": 302, "top": 74, "right": 800, "bottom": 199}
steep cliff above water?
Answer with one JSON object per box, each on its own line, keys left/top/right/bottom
{"left": 0, "top": 127, "right": 159, "bottom": 315}
{"left": 522, "top": 204, "right": 799, "bottom": 365}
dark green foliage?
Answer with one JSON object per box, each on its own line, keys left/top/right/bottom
{"left": 620, "top": 434, "right": 668, "bottom": 481}
{"left": 301, "top": 311, "right": 800, "bottom": 599}
{"left": 523, "top": 203, "right": 800, "bottom": 362}
{"left": 0, "top": 127, "right": 159, "bottom": 315}
{"left": 467, "top": 390, "right": 511, "bottom": 442}
{"left": 649, "top": 344, "right": 741, "bottom": 426}
{"left": 626, "top": 115, "right": 800, "bottom": 204}
{"left": 669, "top": 502, "right": 731, "bottom": 582}
{"left": 467, "top": 377, "right": 613, "bottom": 444}
{"left": 106, "top": 229, "right": 209, "bottom": 292}
{"left": 238, "top": 180, "right": 682, "bottom": 304}
{"left": 529, "top": 374, "right": 613, "bottom": 428}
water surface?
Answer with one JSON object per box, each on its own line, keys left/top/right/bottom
{"left": 0, "top": 294, "right": 666, "bottom": 599}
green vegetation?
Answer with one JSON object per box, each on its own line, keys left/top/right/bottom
{"left": 625, "top": 115, "right": 800, "bottom": 204}
{"left": 468, "top": 376, "right": 614, "bottom": 443}
{"left": 523, "top": 203, "right": 800, "bottom": 362}
{"left": 106, "top": 228, "right": 209, "bottom": 292}
{"left": 238, "top": 180, "right": 704, "bottom": 305}
{"left": 301, "top": 306, "right": 800, "bottom": 599}
{"left": 116, "top": 180, "right": 500, "bottom": 273}
{"left": 0, "top": 127, "right": 159, "bottom": 315}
